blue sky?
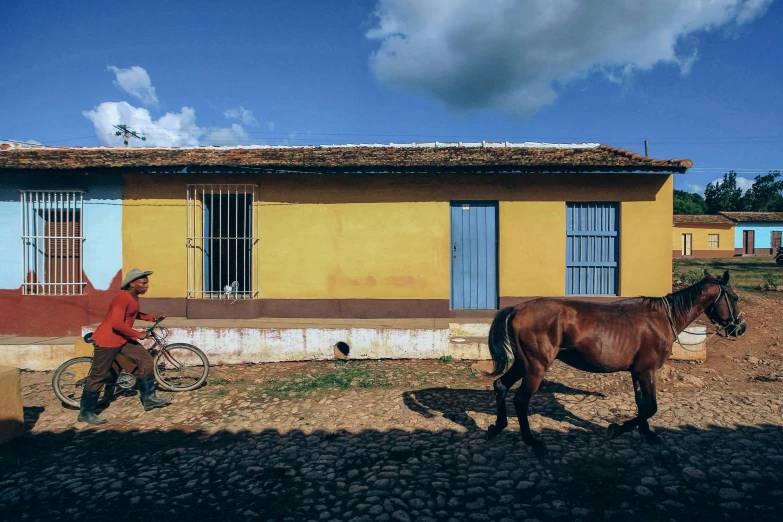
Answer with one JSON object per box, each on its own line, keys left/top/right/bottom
{"left": 1, "top": 0, "right": 782, "bottom": 194}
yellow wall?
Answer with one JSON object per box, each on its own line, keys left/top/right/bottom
{"left": 257, "top": 202, "right": 450, "bottom": 299}
{"left": 123, "top": 175, "right": 188, "bottom": 298}
{"left": 122, "top": 172, "right": 674, "bottom": 300}
{"left": 619, "top": 175, "right": 674, "bottom": 296}
{"left": 499, "top": 202, "right": 566, "bottom": 296}
{"left": 672, "top": 223, "right": 735, "bottom": 255}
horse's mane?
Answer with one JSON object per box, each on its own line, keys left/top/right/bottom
{"left": 641, "top": 279, "right": 711, "bottom": 325}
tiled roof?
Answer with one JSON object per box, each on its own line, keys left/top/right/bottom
{"left": 673, "top": 214, "right": 734, "bottom": 225}
{"left": 0, "top": 142, "right": 693, "bottom": 173}
{"left": 719, "top": 212, "right": 783, "bottom": 223}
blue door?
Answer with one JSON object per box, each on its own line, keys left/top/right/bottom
{"left": 451, "top": 202, "right": 498, "bottom": 309}
{"left": 566, "top": 202, "right": 619, "bottom": 295}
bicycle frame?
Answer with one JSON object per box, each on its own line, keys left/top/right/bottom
{"left": 144, "top": 320, "right": 190, "bottom": 372}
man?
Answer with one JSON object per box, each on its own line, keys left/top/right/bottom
{"left": 78, "top": 268, "right": 171, "bottom": 425}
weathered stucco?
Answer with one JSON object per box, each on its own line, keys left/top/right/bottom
{"left": 123, "top": 172, "right": 674, "bottom": 301}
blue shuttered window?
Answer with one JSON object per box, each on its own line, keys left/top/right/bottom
{"left": 566, "top": 203, "right": 619, "bottom": 295}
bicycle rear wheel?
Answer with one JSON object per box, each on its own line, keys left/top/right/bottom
{"left": 51, "top": 357, "right": 93, "bottom": 408}
{"left": 154, "top": 343, "right": 210, "bottom": 391}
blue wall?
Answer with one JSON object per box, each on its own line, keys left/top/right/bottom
{"left": 734, "top": 223, "right": 783, "bottom": 249}
{"left": 0, "top": 173, "right": 123, "bottom": 290}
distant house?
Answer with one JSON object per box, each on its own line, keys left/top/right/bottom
{"left": 719, "top": 212, "right": 783, "bottom": 255}
{"left": 672, "top": 214, "right": 735, "bottom": 258}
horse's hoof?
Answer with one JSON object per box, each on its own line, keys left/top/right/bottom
{"left": 487, "top": 424, "right": 501, "bottom": 440}
{"left": 642, "top": 431, "right": 661, "bottom": 444}
{"left": 607, "top": 423, "right": 622, "bottom": 439}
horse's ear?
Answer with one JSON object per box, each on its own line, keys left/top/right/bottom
{"left": 703, "top": 269, "right": 712, "bottom": 279}
{"left": 722, "top": 271, "right": 730, "bottom": 284}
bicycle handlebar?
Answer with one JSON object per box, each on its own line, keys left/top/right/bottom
{"left": 145, "top": 316, "right": 165, "bottom": 331}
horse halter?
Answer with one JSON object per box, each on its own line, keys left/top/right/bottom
{"left": 662, "top": 282, "right": 744, "bottom": 347}
{"left": 702, "top": 283, "right": 744, "bottom": 339}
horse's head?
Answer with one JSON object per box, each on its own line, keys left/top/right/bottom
{"left": 702, "top": 270, "right": 746, "bottom": 338}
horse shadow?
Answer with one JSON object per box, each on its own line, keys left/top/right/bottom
{"left": 402, "top": 380, "right": 606, "bottom": 435}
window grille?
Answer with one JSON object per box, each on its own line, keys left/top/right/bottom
{"left": 186, "top": 185, "right": 259, "bottom": 299}
{"left": 708, "top": 234, "right": 719, "bottom": 248}
{"left": 21, "top": 190, "right": 85, "bottom": 295}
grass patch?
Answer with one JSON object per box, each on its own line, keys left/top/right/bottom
{"left": 673, "top": 257, "right": 783, "bottom": 294}
{"left": 463, "top": 367, "right": 481, "bottom": 380}
{"left": 215, "top": 388, "right": 229, "bottom": 397}
{"left": 261, "top": 366, "right": 390, "bottom": 397}
{"left": 438, "top": 355, "right": 453, "bottom": 363}
{"left": 209, "top": 377, "right": 231, "bottom": 385}
{"left": 762, "top": 273, "right": 779, "bottom": 287}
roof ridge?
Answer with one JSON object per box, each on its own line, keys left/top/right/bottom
{"left": 2, "top": 141, "right": 605, "bottom": 151}
{"left": 0, "top": 141, "right": 694, "bottom": 172}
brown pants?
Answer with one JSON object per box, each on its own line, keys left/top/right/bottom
{"left": 85, "top": 342, "right": 154, "bottom": 393}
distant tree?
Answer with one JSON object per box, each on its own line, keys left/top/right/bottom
{"left": 673, "top": 190, "right": 707, "bottom": 214}
{"left": 740, "top": 171, "right": 783, "bottom": 212}
{"left": 704, "top": 171, "right": 744, "bottom": 214}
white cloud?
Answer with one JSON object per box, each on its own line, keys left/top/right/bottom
{"left": 737, "top": 177, "right": 755, "bottom": 192}
{"left": 708, "top": 175, "right": 754, "bottom": 193}
{"left": 0, "top": 138, "right": 41, "bottom": 146}
{"left": 83, "top": 101, "right": 251, "bottom": 147}
{"left": 684, "top": 182, "right": 705, "bottom": 195}
{"left": 224, "top": 106, "right": 259, "bottom": 126}
{"left": 366, "top": 0, "right": 773, "bottom": 117}
{"left": 108, "top": 66, "right": 158, "bottom": 106}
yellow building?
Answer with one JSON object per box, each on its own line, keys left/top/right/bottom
{"left": 0, "top": 142, "right": 691, "bottom": 327}
{"left": 672, "top": 214, "right": 735, "bottom": 258}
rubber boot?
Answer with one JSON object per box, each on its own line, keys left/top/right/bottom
{"left": 138, "top": 375, "right": 171, "bottom": 411}
{"left": 77, "top": 390, "right": 107, "bottom": 425}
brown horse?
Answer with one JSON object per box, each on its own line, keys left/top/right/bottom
{"left": 486, "top": 270, "right": 745, "bottom": 454}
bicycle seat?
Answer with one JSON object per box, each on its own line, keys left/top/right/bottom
{"left": 83, "top": 332, "right": 94, "bottom": 344}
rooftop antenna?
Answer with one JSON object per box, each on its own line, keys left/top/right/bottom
{"left": 113, "top": 124, "right": 146, "bottom": 147}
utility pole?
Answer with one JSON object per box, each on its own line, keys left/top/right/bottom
{"left": 113, "top": 124, "right": 147, "bottom": 147}
{"left": 644, "top": 139, "right": 649, "bottom": 157}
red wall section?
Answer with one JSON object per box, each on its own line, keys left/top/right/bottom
{"left": 0, "top": 271, "right": 122, "bottom": 337}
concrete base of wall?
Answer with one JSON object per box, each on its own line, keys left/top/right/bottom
{"left": 0, "top": 366, "right": 24, "bottom": 444}
{"left": 673, "top": 250, "right": 735, "bottom": 259}
{"left": 0, "top": 317, "right": 707, "bottom": 371}
{"left": 83, "top": 318, "right": 476, "bottom": 365}
{"left": 0, "top": 336, "right": 78, "bottom": 371}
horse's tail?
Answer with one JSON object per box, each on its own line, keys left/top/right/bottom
{"left": 488, "top": 306, "right": 517, "bottom": 376}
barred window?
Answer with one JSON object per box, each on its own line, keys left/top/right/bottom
{"left": 186, "top": 185, "right": 259, "bottom": 299}
{"left": 708, "top": 234, "right": 719, "bottom": 248}
{"left": 21, "top": 191, "right": 85, "bottom": 295}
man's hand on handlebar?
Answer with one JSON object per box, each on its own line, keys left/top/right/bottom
{"left": 138, "top": 331, "right": 151, "bottom": 340}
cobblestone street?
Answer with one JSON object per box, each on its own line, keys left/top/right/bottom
{"left": 2, "top": 359, "right": 782, "bottom": 522}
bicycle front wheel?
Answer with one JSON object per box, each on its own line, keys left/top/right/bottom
{"left": 154, "top": 343, "right": 210, "bottom": 391}
{"left": 52, "top": 356, "right": 93, "bottom": 408}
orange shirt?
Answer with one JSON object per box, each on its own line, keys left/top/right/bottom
{"left": 91, "top": 291, "right": 158, "bottom": 348}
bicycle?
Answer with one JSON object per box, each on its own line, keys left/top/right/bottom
{"left": 52, "top": 318, "right": 210, "bottom": 408}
